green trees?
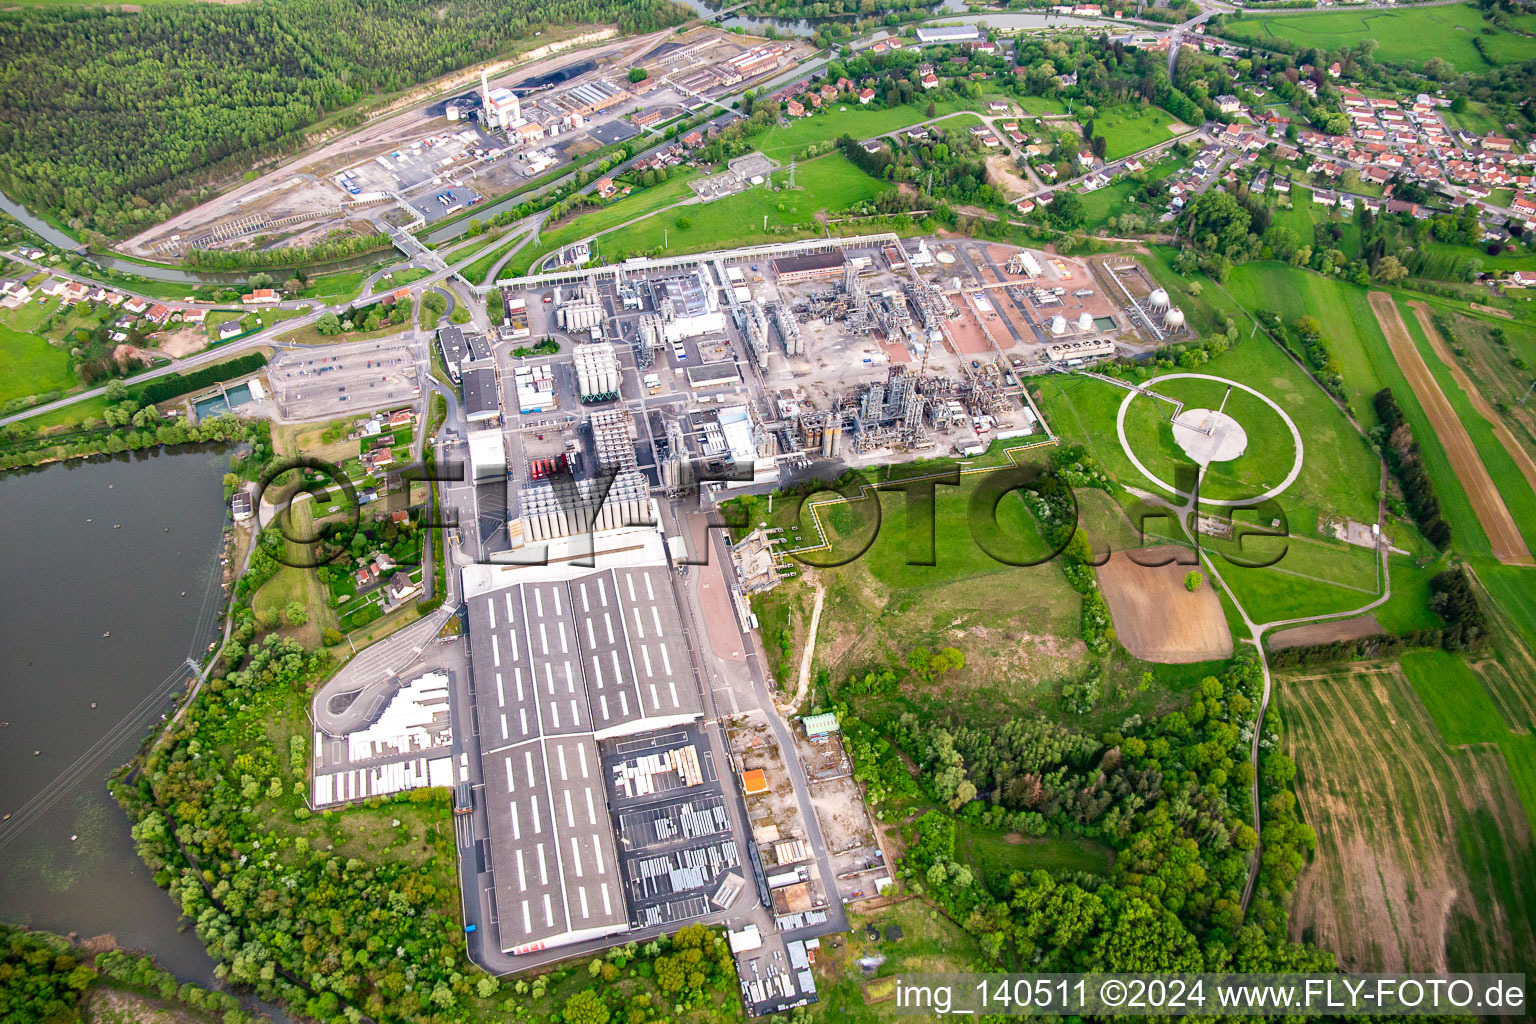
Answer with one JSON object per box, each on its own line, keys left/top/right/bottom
{"left": 628, "top": 67, "right": 649, "bottom": 84}
{"left": 418, "top": 290, "right": 448, "bottom": 328}
{"left": 849, "top": 653, "right": 1327, "bottom": 974}
{"left": 1185, "top": 570, "right": 1204, "bottom": 591}
{"left": 283, "top": 601, "right": 309, "bottom": 627}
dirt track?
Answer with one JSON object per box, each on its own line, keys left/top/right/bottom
{"left": 1095, "top": 546, "right": 1232, "bottom": 663}
{"left": 1368, "top": 292, "right": 1533, "bottom": 566}
{"left": 1267, "top": 614, "right": 1383, "bottom": 651}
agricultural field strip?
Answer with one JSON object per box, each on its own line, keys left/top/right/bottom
{"left": 776, "top": 438, "right": 1059, "bottom": 558}
{"left": 1282, "top": 665, "right": 1536, "bottom": 973}
{"left": 1367, "top": 292, "right": 1533, "bottom": 566}
{"left": 1410, "top": 302, "right": 1536, "bottom": 501}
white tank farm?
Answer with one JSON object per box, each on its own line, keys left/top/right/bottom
{"left": 1149, "top": 288, "right": 1171, "bottom": 310}
{"left": 1078, "top": 311, "right": 1093, "bottom": 331}
{"left": 1051, "top": 315, "right": 1068, "bottom": 335}
{"left": 1163, "top": 307, "right": 1187, "bottom": 331}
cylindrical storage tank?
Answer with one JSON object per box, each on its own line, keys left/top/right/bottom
{"left": 1164, "top": 308, "right": 1186, "bottom": 331}
{"left": 1149, "top": 288, "right": 1171, "bottom": 310}
{"left": 1078, "top": 312, "right": 1093, "bottom": 331}
{"left": 447, "top": 105, "right": 461, "bottom": 121}
{"left": 1051, "top": 315, "right": 1068, "bottom": 336}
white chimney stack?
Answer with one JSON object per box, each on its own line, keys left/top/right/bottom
{"left": 481, "top": 69, "right": 490, "bottom": 107}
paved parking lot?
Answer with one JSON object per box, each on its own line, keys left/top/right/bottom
{"left": 406, "top": 184, "right": 485, "bottom": 225}
{"left": 268, "top": 339, "right": 423, "bottom": 420}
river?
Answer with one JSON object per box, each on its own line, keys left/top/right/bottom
{"left": 0, "top": 449, "right": 231, "bottom": 982}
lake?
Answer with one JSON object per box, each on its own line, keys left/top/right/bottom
{"left": 0, "top": 448, "right": 232, "bottom": 982}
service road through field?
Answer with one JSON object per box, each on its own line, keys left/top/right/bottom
{"left": 1368, "top": 292, "right": 1533, "bottom": 566}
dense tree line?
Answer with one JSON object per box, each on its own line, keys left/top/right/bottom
{"left": 0, "top": 0, "right": 689, "bottom": 238}
{"left": 1373, "top": 387, "right": 1452, "bottom": 548}
{"left": 0, "top": 412, "right": 256, "bottom": 472}
{"left": 135, "top": 352, "right": 268, "bottom": 405}
{"left": 0, "top": 923, "right": 255, "bottom": 1024}
{"left": 183, "top": 228, "right": 388, "bottom": 271}
{"left": 1269, "top": 567, "right": 1489, "bottom": 666}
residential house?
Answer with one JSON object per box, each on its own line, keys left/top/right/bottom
{"left": 857, "top": 87, "right": 875, "bottom": 104}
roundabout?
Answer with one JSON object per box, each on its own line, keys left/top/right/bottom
{"left": 1115, "top": 373, "right": 1304, "bottom": 506}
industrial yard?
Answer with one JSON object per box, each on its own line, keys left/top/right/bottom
{"left": 447, "top": 234, "right": 1181, "bottom": 524}
{"left": 120, "top": 28, "right": 811, "bottom": 261}
{"left": 296, "top": 226, "right": 1181, "bottom": 1005}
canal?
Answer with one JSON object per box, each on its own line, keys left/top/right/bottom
{"left": 0, "top": 448, "right": 231, "bottom": 982}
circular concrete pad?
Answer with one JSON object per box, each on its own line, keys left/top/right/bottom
{"left": 1115, "top": 372, "right": 1304, "bottom": 507}
{"left": 1171, "top": 408, "right": 1248, "bottom": 465}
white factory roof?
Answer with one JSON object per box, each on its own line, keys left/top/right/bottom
{"left": 717, "top": 405, "right": 758, "bottom": 463}
{"left": 465, "top": 565, "right": 704, "bottom": 955}
{"left": 345, "top": 671, "right": 452, "bottom": 763}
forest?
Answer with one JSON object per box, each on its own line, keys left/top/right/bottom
{"left": 0, "top": 923, "right": 256, "bottom": 1024}
{"left": 0, "top": 0, "right": 688, "bottom": 240}
{"left": 837, "top": 648, "right": 1330, "bottom": 974}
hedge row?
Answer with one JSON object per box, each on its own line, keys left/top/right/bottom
{"left": 134, "top": 352, "right": 268, "bottom": 407}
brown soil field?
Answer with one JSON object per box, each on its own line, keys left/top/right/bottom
{"left": 1413, "top": 303, "right": 1536, "bottom": 481}
{"left": 1268, "top": 614, "right": 1384, "bottom": 650}
{"left": 1413, "top": 302, "right": 1536, "bottom": 497}
{"left": 159, "top": 327, "right": 209, "bottom": 358}
{"left": 985, "top": 153, "right": 1032, "bottom": 201}
{"left": 1095, "top": 545, "right": 1232, "bottom": 663}
{"left": 1283, "top": 662, "right": 1536, "bottom": 974}
{"left": 1368, "top": 292, "right": 1533, "bottom": 565}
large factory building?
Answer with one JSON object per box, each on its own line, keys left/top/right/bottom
{"left": 771, "top": 250, "right": 847, "bottom": 284}
{"left": 464, "top": 565, "right": 705, "bottom": 955}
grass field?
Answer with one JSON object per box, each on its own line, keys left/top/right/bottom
{"left": 1217, "top": 261, "right": 1502, "bottom": 561}
{"left": 739, "top": 458, "right": 1228, "bottom": 729}
{"left": 300, "top": 265, "right": 388, "bottom": 302}
{"left": 809, "top": 900, "right": 982, "bottom": 1024}
{"left": 0, "top": 323, "right": 75, "bottom": 402}
{"left": 753, "top": 98, "right": 975, "bottom": 162}
{"left": 505, "top": 169, "right": 702, "bottom": 278}
{"left": 1281, "top": 661, "right": 1536, "bottom": 975}
{"left": 1120, "top": 374, "right": 1299, "bottom": 503}
{"left": 1427, "top": 310, "right": 1536, "bottom": 474}
{"left": 955, "top": 823, "right": 1113, "bottom": 892}
{"left": 1090, "top": 103, "right": 1184, "bottom": 161}
{"left": 1036, "top": 332, "right": 1381, "bottom": 530}
{"left": 1401, "top": 649, "right": 1512, "bottom": 745}
{"left": 596, "top": 155, "right": 889, "bottom": 262}
{"left": 1223, "top": 262, "right": 1386, "bottom": 419}
{"left": 1078, "top": 153, "right": 1187, "bottom": 232}
{"left": 460, "top": 230, "right": 529, "bottom": 285}
{"left": 1218, "top": 3, "right": 1533, "bottom": 72}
